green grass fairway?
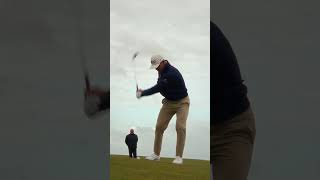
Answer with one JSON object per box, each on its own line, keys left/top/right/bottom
{"left": 110, "top": 155, "right": 210, "bottom": 180}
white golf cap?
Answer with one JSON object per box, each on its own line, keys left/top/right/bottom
{"left": 149, "top": 55, "right": 164, "bottom": 69}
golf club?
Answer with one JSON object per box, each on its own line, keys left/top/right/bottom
{"left": 132, "top": 51, "right": 139, "bottom": 91}
{"left": 78, "top": 3, "right": 91, "bottom": 92}
{"left": 81, "top": 53, "right": 91, "bottom": 91}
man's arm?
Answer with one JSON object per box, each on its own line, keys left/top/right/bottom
{"left": 84, "top": 88, "right": 109, "bottom": 118}
{"left": 141, "top": 84, "right": 160, "bottom": 96}
{"left": 125, "top": 136, "right": 128, "bottom": 145}
{"left": 141, "top": 77, "right": 168, "bottom": 97}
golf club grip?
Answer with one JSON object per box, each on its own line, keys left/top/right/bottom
{"left": 85, "top": 73, "right": 91, "bottom": 90}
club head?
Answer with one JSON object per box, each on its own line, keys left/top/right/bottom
{"left": 132, "top": 51, "right": 139, "bottom": 61}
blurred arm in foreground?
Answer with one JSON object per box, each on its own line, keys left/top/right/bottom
{"left": 84, "top": 87, "right": 109, "bottom": 118}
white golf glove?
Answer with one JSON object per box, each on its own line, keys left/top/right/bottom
{"left": 136, "top": 90, "right": 143, "bottom": 99}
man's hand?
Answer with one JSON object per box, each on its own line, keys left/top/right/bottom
{"left": 84, "top": 87, "right": 109, "bottom": 118}
{"left": 136, "top": 89, "right": 143, "bottom": 99}
{"left": 85, "top": 87, "right": 107, "bottom": 97}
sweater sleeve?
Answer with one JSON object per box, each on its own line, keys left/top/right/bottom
{"left": 141, "top": 77, "right": 168, "bottom": 96}
{"left": 141, "top": 84, "right": 161, "bottom": 96}
{"left": 99, "top": 91, "right": 109, "bottom": 110}
{"left": 125, "top": 136, "right": 128, "bottom": 145}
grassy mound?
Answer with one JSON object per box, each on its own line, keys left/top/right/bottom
{"left": 110, "top": 155, "right": 210, "bottom": 180}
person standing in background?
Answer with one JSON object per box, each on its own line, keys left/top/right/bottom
{"left": 125, "top": 129, "right": 139, "bottom": 158}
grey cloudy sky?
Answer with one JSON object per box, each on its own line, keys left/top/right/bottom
{"left": 110, "top": 0, "right": 210, "bottom": 160}
{"left": 213, "top": 1, "right": 320, "bottom": 179}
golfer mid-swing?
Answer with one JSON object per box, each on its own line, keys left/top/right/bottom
{"left": 136, "top": 55, "right": 190, "bottom": 164}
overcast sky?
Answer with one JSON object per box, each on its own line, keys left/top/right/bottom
{"left": 110, "top": 0, "right": 210, "bottom": 160}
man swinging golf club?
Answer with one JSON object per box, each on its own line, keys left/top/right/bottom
{"left": 136, "top": 55, "right": 190, "bottom": 164}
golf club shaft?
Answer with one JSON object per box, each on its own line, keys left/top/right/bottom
{"left": 78, "top": 4, "right": 91, "bottom": 91}
{"left": 80, "top": 43, "right": 91, "bottom": 90}
{"left": 84, "top": 72, "right": 91, "bottom": 90}
{"left": 80, "top": 52, "right": 91, "bottom": 90}
{"left": 132, "top": 51, "right": 139, "bottom": 91}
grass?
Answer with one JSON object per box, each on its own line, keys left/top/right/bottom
{"left": 110, "top": 154, "right": 210, "bottom": 180}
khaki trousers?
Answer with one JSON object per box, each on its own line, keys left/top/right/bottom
{"left": 211, "top": 107, "right": 256, "bottom": 180}
{"left": 153, "top": 96, "right": 190, "bottom": 157}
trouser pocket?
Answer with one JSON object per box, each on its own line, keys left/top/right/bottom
{"left": 225, "top": 107, "right": 256, "bottom": 144}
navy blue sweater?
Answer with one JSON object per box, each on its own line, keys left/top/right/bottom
{"left": 212, "top": 21, "right": 250, "bottom": 123}
{"left": 141, "top": 63, "right": 188, "bottom": 101}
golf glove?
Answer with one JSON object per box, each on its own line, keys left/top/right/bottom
{"left": 136, "top": 90, "right": 142, "bottom": 99}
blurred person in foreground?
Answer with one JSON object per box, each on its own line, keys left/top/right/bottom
{"left": 212, "top": 21, "right": 256, "bottom": 180}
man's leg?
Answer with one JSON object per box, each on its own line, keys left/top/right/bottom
{"left": 175, "top": 97, "right": 190, "bottom": 157}
{"left": 129, "top": 147, "right": 133, "bottom": 158}
{"left": 211, "top": 163, "right": 214, "bottom": 180}
{"left": 133, "top": 148, "right": 137, "bottom": 158}
{"left": 212, "top": 108, "right": 256, "bottom": 180}
{"left": 154, "top": 99, "right": 175, "bottom": 156}
{"left": 213, "top": 142, "right": 253, "bottom": 180}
